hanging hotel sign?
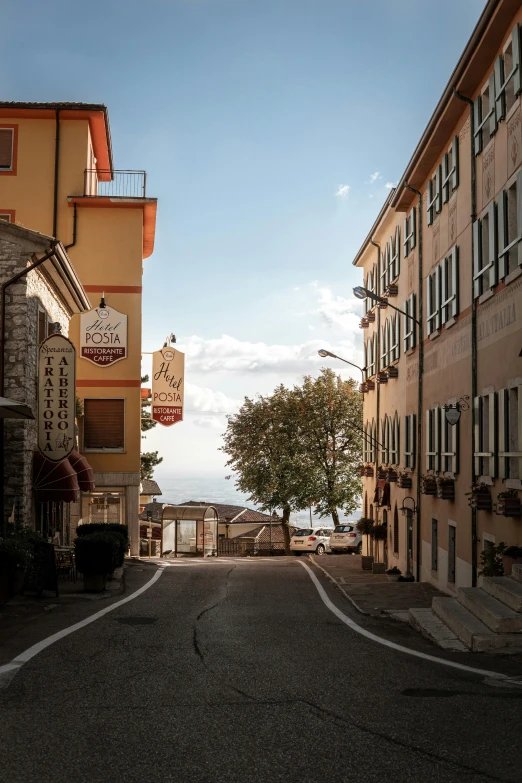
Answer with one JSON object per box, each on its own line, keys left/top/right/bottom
{"left": 38, "top": 333, "right": 76, "bottom": 461}
{"left": 151, "top": 346, "right": 184, "bottom": 426}
{"left": 80, "top": 304, "right": 127, "bottom": 366}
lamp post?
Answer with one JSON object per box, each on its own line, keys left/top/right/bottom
{"left": 317, "top": 349, "right": 365, "bottom": 381}
{"left": 353, "top": 286, "right": 421, "bottom": 327}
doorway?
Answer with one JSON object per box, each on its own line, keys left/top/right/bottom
{"left": 448, "top": 524, "right": 456, "bottom": 584}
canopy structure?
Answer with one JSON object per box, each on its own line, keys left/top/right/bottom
{"left": 162, "top": 505, "right": 218, "bottom": 522}
{"left": 68, "top": 450, "right": 95, "bottom": 492}
{"left": 0, "top": 396, "right": 34, "bottom": 420}
{"left": 158, "top": 505, "right": 218, "bottom": 557}
{"left": 33, "top": 451, "right": 80, "bottom": 503}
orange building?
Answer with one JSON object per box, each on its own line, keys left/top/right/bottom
{"left": 0, "top": 102, "right": 157, "bottom": 555}
{"left": 354, "top": 0, "right": 522, "bottom": 593}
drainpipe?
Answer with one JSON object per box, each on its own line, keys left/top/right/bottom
{"left": 0, "top": 242, "right": 59, "bottom": 534}
{"left": 405, "top": 184, "right": 423, "bottom": 582}
{"left": 370, "top": 239, "right": 380, "bottom": 523}
{"left": 65, "top": 203, "right": 77, "bottom": 250}
{"left": 454, "top": 88, "right": 478, "bottom": 586}
{"left": 53, "top": 110, "right": 61, "bottom": 239}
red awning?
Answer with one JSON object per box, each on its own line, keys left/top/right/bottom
{"left": 33, "top": 451, "right": 80, "bottom": 503}
{"left": 68, "top": 450, "right": 95, "bottom": 492}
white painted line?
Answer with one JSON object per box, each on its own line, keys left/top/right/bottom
{"left": 0, "top": 566, "right": 165, "bottom": 687}
{"left": 299, "top": 561, "right": 510, "bottom": 681}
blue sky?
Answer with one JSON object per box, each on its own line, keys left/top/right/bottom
{"left": 2, "top": 0, "right": 485, "bottom": 482}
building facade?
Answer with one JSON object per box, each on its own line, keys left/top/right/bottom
{"left": 0, "top": 102, "right": 157, "bottom": 554}
{"left": 355, "top": 0, "right": 522, "bottom": 592}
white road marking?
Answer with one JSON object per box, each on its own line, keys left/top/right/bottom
{"left": 299, "top": 561, "right": 511, "bottom": 681}
{"left": 0, "top": 566, "right": 165, "bottom": 688}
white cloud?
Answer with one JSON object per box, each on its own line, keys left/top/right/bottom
{"left": 192, "top": 416, "right": 225, "bottom": 430}
{"left": 385, "top": 181, "right": 398, "bottom": 189}
{"left": 309, "top": 282, "right": 362, "bottom": 332}
{"left": 369, "top": 171, "right": 381, "bottom": 183}
{"left": 335, "top": 184, "right": 350, "bottom": 198}
{"left": 185, "top": 382, "right": 241, "bottom": 413}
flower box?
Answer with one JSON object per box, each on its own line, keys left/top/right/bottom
{"left": 378, "top": 301, "right": 388, "bottom": 309}
{"left": 385, "top": 284, "right": 398, "bottom": 297}
{"left": 386, "top": 470, "right": 398, "bottom": 483}
{"left": 359, "top": 466, "right": 366, "bottom": 476}
{"left": 364, "top": 467, "right": 375, "bottom": 478}
{"left": 495, "top": 498, "right": 522, "bottom": 517}
{"left": 387, "top": 366, "right": 399, "bottom": 379}
{"left": 397, "top": 475, "right": 412, "bottom": 489}
{"left": 377, "top": 373, "right": 388, "bottom": 384}
{"left": 421, "top": 480, "right": 437, "bottom": 496}
{"left": 437, "top": 484, "right": 455, "bottom": 501}
{"left": 377, "top": 470, "right": 387, "bottom": 480}
{"left": 469, "top": 493, "right": 492, "bottom": 511}
{"left": 365, "top": 380, "right": 375, "bottom": 391}
{"left": 359, "top": 318, "right": 369, "bottom": 329}
{"left": 359, "top": 383, "right": 367, "bottom": 393}
{"left": 366, "top": 312, "right": 376, "bottom": 322}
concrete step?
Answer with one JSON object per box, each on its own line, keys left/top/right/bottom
{"left": 432, "top": 597, "right": 522, "bottom": 653}
{"left": 457, "top": 587, "right": 522, "bottom": 633}
{"left": 408, "top": 608, "right": 467, "bottom": 651}
{"left": 482, "top": 577, "right": 522, "bottom": 613}
{"left": 512, "top": 564, "right": 522, "bottom": 583}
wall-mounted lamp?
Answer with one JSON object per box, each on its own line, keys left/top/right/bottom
{"left": 400, "top": 496, "right": 417, "bottom": 516}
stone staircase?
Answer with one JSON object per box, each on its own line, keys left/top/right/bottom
{"left": 409, "top": 564, "right": 522, "bottom": 653}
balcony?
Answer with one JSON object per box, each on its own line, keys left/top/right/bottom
{"left": 84, "top": 169, "right": 147, "bottom": 198}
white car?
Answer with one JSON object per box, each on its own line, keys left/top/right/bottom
{"left": 329, "top": 523, "right": 362, "bottom": 554}
{"left": 290, "top": 527, "right": 334, "bottom": 556}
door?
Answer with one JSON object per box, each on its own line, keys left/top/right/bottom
{"left": 406, "top": 510, "right": 413, "bottom": 577}
{"left": 448, "top": 525, "right": 456, "bottom": 584}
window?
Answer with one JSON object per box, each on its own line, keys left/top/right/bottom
{"left": 363, "top": 420, "right": 377, "bottom": 464}
{"left": 0, "top": 212, "right": 12, "bottom": 222}
{"left": 501, "top": 27, "right": 521, "bottom": 115}
{"left": 390, "top": 313, "right": 400, "bottom": 362}
{"left": 427, "top": 165, "right": 442, "bottom": 226}
{"left": 380, "top": 321, "right": 390, "bottom": 370}
{"left": 381, "top": 416, "right": 390, "bottom": 465}
{"left": 83, "top": 398, "right": 125, "bottom": 451}
{"left": 0, "top": 128, "right": 14, "bottom": 170}
{"left": 442, "top": 136, "right": 459, "bottom": 203}
{"left": 498, "top": 384, "right": 522, "bottom": 479}
{"left": 364, "top": 334, "right": 376, "bottom": 379}
{"left": 473, "top": 202, "right": 497, "bottom": 297}
{"left": 473, "top": 76, "right": 496, "bottom": 154}
{"left": 380, "top": 243, "right": 390, "bottom": 294}
{"left": 364, "top": 264, "right": 377, "bottom": 314}
{"left": 426, "top": 407, "right": 441, "bottom": 471}
{"left": 497, "top": 170, "right": 522, "bottom": 277}
{"left": 370, "top": 419, "right": 377, "bottom": 464}
{"left": 403, "top": 207, "right": 416, "bottom": 257}
{"left": 431, "top": 519, "right": 438, "bottom": 572}
{"left": 474, "top": 393, "right": 496, "bottom": 477}
{"left": 404, "top": 414, "right": 416, "bottom": 470}
{"left": 403, "top": 293, "right": 416, "bottom": 351}
{"left": 427, "top": 248, "right": 459, "bottom": 333}
{"left": 441, "top": 408, "right": 459, "bottom": 474}
{"left": 389, "top": 413, "right": 400, "bottom": 466}
{"left": 380, "top": 231, "right": 400, "bottom": 291}
{"left": 393, "top": 506, "right": 399, "bottom": 556}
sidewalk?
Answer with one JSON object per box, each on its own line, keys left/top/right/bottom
{"left": 310, "top": 554, "right": 445, "bottom": 618}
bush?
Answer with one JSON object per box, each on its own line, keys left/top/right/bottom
{"left": 503, "top": 545, "right": 522, "bottom": 559}
{"left": 75, "top": 533, "right": 120, "bottom": 576}
{"left": 386, "top": 566, "right": 401, "bottom": 575}
{"left": 76, "top": 524, "right": 128, "bottom": 567}
{"left": 356, "top": 518, "right": 374, "bottom": 536}
{"left": 0, "top": 526, "right": 45, "bottom": 576}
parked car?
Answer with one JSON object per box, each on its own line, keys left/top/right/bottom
{"left": 329, "top": 523, "right": 362, "bottom": 554}
{"left": 290, "top": 527, "right": 334, "bottom": 556}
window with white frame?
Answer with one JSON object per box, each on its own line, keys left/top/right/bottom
{"left": 0, "top": 213, "right": 12, "bottom": 222}
{"left": 380, "top": 322, "right": 390, "bottom": 370}
{"left": 363, "top": 421, "right": 370, "bottom": 463}
{"left": 441, "top": 408, "right": 459, "bottom": 473}
{"left": 474, "top": 23, "right": 521, "bottom": 155}
{"left": 427, "top": 266, "right": 441, "bottom": 335}
{"left": 364, "top": 334, "right": 376, "bottom": 379}
{"left": 364, "top": 263, "right": 378, "bottom": 315}
{"left": 380, "top": 243, "right": 390, "bottom": 294}
{"left": 403, "top": 293, "right": 416, "bottom": 352}
{"left": 390, "top": 313, "right": 400, "bottom": 362}
{"left": 389, "top": 413, "right": 400, "bottom": 466}
{"left": 0, "top": 129, "right": 14, "bottom": 170}
{"left": 369, "top": 419, "right": 377, "bottom": 464}
{"left": 381, "top": 416, "right": 390, "bottom": 465}
{"left": 474, "top": 393, "right": 497, "bottom": 477}
{"left": 426, "top": 407, "right": 441, "bottom": 471}
{"left": 389, "top": 226, "right": 400, "bottom": 282}
{"left": 403, "top": 207, "right": 416, "bottom": 257}
{"left": 498, "top": 384, "right": 522, "bottom": 479}
{"left": 404, "top": 413, "right": 416, "bottom": 470}
{"left": 497, "top": 170, "right": 522, "bottom": 277}
{"left": 473, "top": 201, "right": 497, "bottom": 297}
{"left": 442, "top": 136, "right": 459, "bottom": 203}
{"left": 427, "top": 165, "right": 442, "bottom": 226}
{"left": 427, "top": 247, "right": 459, "bottom": 334}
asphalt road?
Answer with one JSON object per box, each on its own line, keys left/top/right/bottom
{"left": 2, "top": 557, "right": 522, "bottom": 783}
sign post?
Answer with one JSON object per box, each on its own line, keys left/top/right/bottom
{"left": 80, "top": 300, "right": 127, "bottom": 367}
{"left": 151, "top": 346, "right": 185, "bottom": 426}
{"left": 38, "top": 333, "right": 76, "bottom": 461}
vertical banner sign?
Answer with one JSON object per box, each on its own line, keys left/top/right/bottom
{"left": 38, "top": 334, "right": 76, "bottom": 461}
{"left": 151, "top": 347, "right": 184, "bottom": 426}
{"left": 80, "top": 305, "right": 128, "bottom": 366}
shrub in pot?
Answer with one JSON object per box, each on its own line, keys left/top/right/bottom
{"left": 356, "top": 518, "right": 374, "bottom": 568}
{"left": 0, "top": 526, "right": 45, "bottom": 599}
{"left": 386, "top": 566, "right": 402, "bottom": 582}
{"left": 75, "top": 533, "right": 120, "bottom": 591}
{"left": 76, "top": 524, "right": 129, "bottom": 568}
{"left": 371, "top": 523, "right": 387, "bottom": 569}
{"left": 501, "top": 545, "right": 522, "bottom": 576}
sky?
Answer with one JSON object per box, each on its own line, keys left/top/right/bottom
{"left": 1, "top": 0, "right": 485, "bottom": 490}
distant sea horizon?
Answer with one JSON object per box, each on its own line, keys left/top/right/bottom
{"left": 154, "top": 473, "right": 361, "bottom": 527}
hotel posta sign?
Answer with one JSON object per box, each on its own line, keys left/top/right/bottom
{"left": 152, "top": 346, "right": 185, "bottom": 426}
{"left": 38, "top": 333, "right": 76, "bottom": 461}
{"left": 80, "top": 304, "right": 128, "bottom": 366}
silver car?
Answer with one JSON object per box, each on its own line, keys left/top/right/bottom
{"left": 290, "top": 527, "right": 334, "bottom": 556}
{"left": 329, "top": 523, "right": 362, "bottom": 554}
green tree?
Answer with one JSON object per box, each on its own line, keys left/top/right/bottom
{"left": 141, "top": 375, "right": 157, "bottom": 436}
{"left": 140, "top": 451, "right": 163, "bottom": 481}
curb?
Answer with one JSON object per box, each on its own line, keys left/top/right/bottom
{"left": 308, "top": 555, "right": 368, "bottom": 615}
{"left": 61, "top": 565, "right": 126, "bottom": 602}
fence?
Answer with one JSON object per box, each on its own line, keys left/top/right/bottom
{"left": 217, "top": 539, "right": 287, "bottom": 557}
{"left": 84, "top": 170, "right": 147, "bottom": 198}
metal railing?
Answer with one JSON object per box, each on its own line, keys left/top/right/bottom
{"left": 84, "top": 170, "right": 147, "bottom": 198}
{"left": 217, "top": 539, "right": 287, "bottom": 557}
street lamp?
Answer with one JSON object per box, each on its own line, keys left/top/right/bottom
{"left": 353, "top": 286, "right": 421, "bottom": 326}
{"left": 317, "top": 349, "right": 365, "bottom": 381}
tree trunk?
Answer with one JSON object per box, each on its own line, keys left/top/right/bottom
{"left": 331, "top": 508, "right": 340, "bottom": 526}
{"left": 282, "top": 506, "right": 292, "bottom": 554}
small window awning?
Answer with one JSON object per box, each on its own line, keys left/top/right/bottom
{"left": 162, "top": 505, "right": 218, "bottom": 522}
{"left": 33, "top": 451, "right": 80, "bottom": 503}
{"left": 0, "top": 396, "right": 34, "bottom": 419}
{"left": 68, "top": 450, "right": 95, "bottom": 492}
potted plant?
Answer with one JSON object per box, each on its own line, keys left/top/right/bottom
{"left": 387, "top": 366, "right": 399, "bottom": 379}
{"left": 421, "top": 475, "right": 437, "bottom": 496}
{"left": 495, "top": 490, "right": 521, "bottom": 517}
{"left": 0, "top": 526, "right": 44, "bottom": 601}
{"left": 386, "top": 468, "right": 398, "bottom": 483}
{"left": 377, "top": 371, "right": 388, "bottom": 384}
{"left": 479, "top": 543, "right": 504, "bottom": 577}
{"left": 385, "top": 284, "right": 398, "bottom": 297}
{"left": 371, "top": 524, "right": 387, "bottom": 573}
{"left": 76, "top": 523, "right": 129, "bottom": 576}
{"left": 466, "top": 482, "right": 492, "bottom": 511}
{"left": 366, "top": 379, "right": 375, "bottom": 391}
{"left": 356, "top": 518, "right": 374, "bottom": 570}
{"left": 397, "top": 471, "right": 412, "bottom": 489}
{"left": 386, "top": 566, "right": 402, "bottom": 581}
{"left": 364, "top": 465, "right": 375, "bottom": 478}
{"left": 437, "top": 477, "right": 455, "bottom": 501}
{"left": 75, "top": 532, "right": 120, "bottom": 591}
{"left": 378, "top": 301, "right": 388, "bottom": 309}
{"left": 359, "top": 383, "right": 368, "bottom": 393}
{"left": 359, "top": 465, "right": 367, "bottom": 476}
{"left": 366, "top": 311, "right": 376, "bottom": 322}
{"left": 376, "top": 465, "right": 387, "bottom": 480}
{"left": 359, "top": 318, "right": 369, "bottom": 329}
{"left": 501, "top": 544, "right": 522, "bottom": 576}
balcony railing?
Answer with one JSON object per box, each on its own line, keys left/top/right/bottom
{"left": 83, "top": 170, "right": 147, "bottom": 198}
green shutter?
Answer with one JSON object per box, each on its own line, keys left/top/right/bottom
{"left": 435, "top": 165, "right": 442, "bottom": 214}
{"left": 494, "top": 55, "right": 506, "bottom": 122}
{"left": 488, "top": 201, "right": 498, "bottom": 289}
{"left": 403, "top": 217, "right": 408, "bottom": 257}
{"left": 451, "top": 246, "right": 459, "bottom": 318}
{"left": 473, "top": 396, "right": 482, "bottom": 477}
{"left": 427, "top": 180, "right": 434, "bottom": 225}
{"left": 473, "top": 97, "right": 482, "bottom": 155}
{"left": 513, "top": 24, "right": 521, "bottom": 96}
{"left": 498, "top": 190, "right": 507, "bottom": 278}
{"left": 473, "top": 219, "right": 482, "bottom": 298}
{"left": 410, "top": 207, "right": 416, "bottom": 250}
{"left": 489, "top": 73, "right": 498, "bottom": 136}
{"left": 442, "top": 152, "right": 450, "bottom": 204}
{"left": 517, "top": 169, "right": 522, "bottom": 267}
{"left": 452, "top": 136, "right": 459, "bottom": 191}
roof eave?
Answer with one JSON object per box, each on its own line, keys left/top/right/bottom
{"left": 352, "top": 189, "right": 395, "bottom": 267}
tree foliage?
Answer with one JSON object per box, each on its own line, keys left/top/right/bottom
{"left": 140, "top": 451, "right": 163, "bottom": 481}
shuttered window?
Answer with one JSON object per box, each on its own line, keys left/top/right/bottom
{"left": 390, "top": 313, "right": 400, "bottom": 362}
{"left": 427, "top": 165, "right": 442, "bottom": 225}
{"left": 83, "top": 399, "right": 125, "bottom": 451}
{"left": 404, "top": 413, "right": 416, "bottom": 470}
{"left": 497, "top": 170, "right": 522, "bottom": 278}
{"left": 403, "top": 207, "right": 416, "bottom": 257}
{"left": 426, "top": 407, "right": 441, "bottom": 472}
{"left": 441, "top": 408, "right": 459, "bottom": 474}
{"left": 390, "top": 413, "right": 400, "bottom": 466}
{"left": 403, "top": 293, "right": 416, "bottom": 351}
{"left": 0, "top": 129, "right": 14, "bottom": 169}
{"left": 442, "top": 136, "right": 459, "bottom": 203}
{"left": 498, "top": 385, "right": 522, "bottom": 479}
{"left": 441, "top": 246, "right": 459, "bottom": 323}
{"left": 473, "top": 203, "right": 497, "bottom": 297}
{"left": 426, "top": 266, "right": 441, "bottom": 335}
{"left": 474, "top": 393, "right": 497, "bottom": 477}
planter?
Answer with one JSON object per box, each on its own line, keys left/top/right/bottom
{"left": 365, "top": 380, "right": 375, "bottom": 391}
{"left": 378, "top": 302, "right": 388, "bottom": 309}
{"left": 398, "top": 476, "right": 412, "bottom": 489}
{"left": 377, "top": 471, "right": 387, "bottom": 480}
{"left": 421, "top": 481, "right": 437, "bottom": 496}
{"left": 83, "top": 572, "right": 107, "bottom": 592}
{"left": 437, "top": 482, "right": 455, "bottom": 501}
{"left": 385, "top": 284, "right": 398, "bottom": 297}
{"left": 496, "top": 499, "right": 522, "bottom": 517}
{"left": 366, "top": 312, "right": 376, "bottom": 322}
{"left": 359, "top": 384, "right": 368, "bottom": 393}
{"left": 387, "top": 366, "right": 399, "bottom": 379}
{"left": 469, "top": 493, "right": 492, "bottom": 511}
{"left": 364, "top": 467, "right": 375, "bottom": 478}
{"left": 359, "top": 319, "right": 369, "bottom": 329}
{"left": 502, "top": 555, "right": 522, "bottom": 576}
{"left": 387, "top": 575, "right": 401, "bottom": 582}
{"left": 372, "top": 562, "right": 386, "bottom": 574}
{"left": 359, "top": 466, "right": 367, "bottom": 476}
{"left": 377, "top": 373, "right": 388, "bottom": 384}
{"left": 386, "top": 471, "right": 398, "bottom": 483}
{"left": 361, "top": 555, "right": 374, "bottom": 571}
